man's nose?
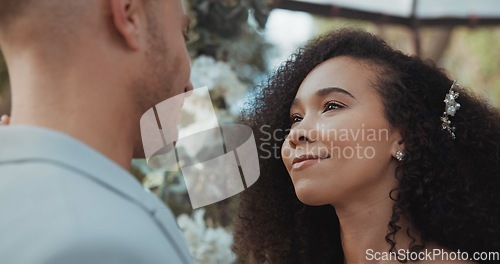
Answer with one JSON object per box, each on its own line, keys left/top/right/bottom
{"left": 184, "top": 81, "right": 194, "bottom": 93}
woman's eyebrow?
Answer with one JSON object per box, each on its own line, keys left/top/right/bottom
{"left": 316, "top": 87, "right": 356, "bottom": 100}
{"left": 291, "top": 86, "right": 356, "bottom": 109}
{"left": 291, "top": 98, "right": 301, "bottom": 107}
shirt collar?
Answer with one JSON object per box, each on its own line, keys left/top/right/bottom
{"left": 0, "top": 125, "right": 156, "bottom": 212}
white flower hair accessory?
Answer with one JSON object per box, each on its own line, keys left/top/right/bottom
{"left": 440, "top": 80, "right": 461, "bottom": 140}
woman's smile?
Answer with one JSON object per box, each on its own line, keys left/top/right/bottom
{"left": 291, "top": 154, "right": 331, "bottom": 171}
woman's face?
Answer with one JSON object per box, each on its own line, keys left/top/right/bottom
{"left": 281, "top": 56, "right": 402, "bottom": 206}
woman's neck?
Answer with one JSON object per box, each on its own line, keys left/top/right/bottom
{"left": 334, "top": 194, "right": 416, "bottom": 264}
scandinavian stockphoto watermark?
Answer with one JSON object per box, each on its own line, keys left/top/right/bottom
{"left": 259, "top": 124, "right": 390, "bottom": 160}
{"left": 140, "top": 87, "right": 260, "bottom": 209}
{"left": 366, "top": 249, "right": 500, "bottom": 262}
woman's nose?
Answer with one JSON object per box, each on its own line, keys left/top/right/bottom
{"left": 287, "top": 123, "right": 318, "bottom": 149}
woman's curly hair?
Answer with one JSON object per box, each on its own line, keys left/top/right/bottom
{"left": 232, "top": 28, "right": 500, "bottom": 263}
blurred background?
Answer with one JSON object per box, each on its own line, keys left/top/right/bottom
{"left": 1, "top": 0, "right": 499, "bottom": 263}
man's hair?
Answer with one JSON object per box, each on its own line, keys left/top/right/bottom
{"left": 0, "top": 0, "right": 156, "bottom": 33}
{"left": 0, "top": 0, "right": 94, "bottom": 45}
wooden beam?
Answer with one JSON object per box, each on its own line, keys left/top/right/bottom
{"left": 274, "top": 0, "right": 500, "bottom": 27}
{"left": 411, "top": 0, "right": 421, "bottom": 55}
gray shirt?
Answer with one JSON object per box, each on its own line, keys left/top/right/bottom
{"left": 0, "top": 126, "right": 193, "bottom": 264}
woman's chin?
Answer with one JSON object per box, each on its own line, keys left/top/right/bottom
{"left": 294, "top": 187, "right": 329, "bottom": 206}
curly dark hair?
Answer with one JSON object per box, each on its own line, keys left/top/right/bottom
{"left": 232, "top": 28, "right": 500, "bottom": 263}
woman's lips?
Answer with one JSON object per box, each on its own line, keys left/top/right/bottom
{"left": 291, "top": 154, "right": 330, "bottom": 171}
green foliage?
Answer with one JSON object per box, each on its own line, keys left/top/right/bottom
{"left": 465, "top": 28, "right": 500, "bottom": 104}
{"left": 187, "top": 0, "right": 271, "bottom": 44}
{"left": 466, "top": 28, "right": 500, "bottom": 78}
{"left": 186, "top": 0, "right": 273, "bottom": 85}
{"left": 0, "top": 54, "right": 8, "bottom": 94}
{"left": 445, "top": 26, "right": 500, "bottom": 105}
{"left": 0, "top": 54, "right": 10, "bottom": 115}
{"left": 188, "top": 0, "right": 270, "bottom": 38}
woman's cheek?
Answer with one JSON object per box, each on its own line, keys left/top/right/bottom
{"left": 281, "top": 141, "right": 294, "bottom": 169}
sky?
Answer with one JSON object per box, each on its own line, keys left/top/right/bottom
{"left": 264, "top": 9, "right": 314, "bottom": 69}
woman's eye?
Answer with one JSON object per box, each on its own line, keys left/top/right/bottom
{"left": 323, "top": 101, "right": 345, "bottom": 112}
{"left": 290, "top": 114, "right": 302, "bottom": 124}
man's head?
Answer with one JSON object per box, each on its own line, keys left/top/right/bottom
{"left": 0, "top": 0, "right": 190, "bottom": 111}
{"left": 0, "top": 0, "right": 192, "bottom": 159}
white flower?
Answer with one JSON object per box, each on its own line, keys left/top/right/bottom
{"left": 190, "top": 56, "right": 249, "bottom": 119}
{"left": 177, "top": 209, "right": 236, "bottom": 264}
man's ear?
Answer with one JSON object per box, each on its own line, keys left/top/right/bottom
{"left": 110, "top": 0, "right": 144, "bottom": 50}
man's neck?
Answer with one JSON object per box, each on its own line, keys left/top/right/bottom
{"left": 8, "top": 55, "right": 138, "bottom": 170}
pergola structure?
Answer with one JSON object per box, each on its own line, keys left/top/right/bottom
{"left": 274, "top": 0, "right": 500, "bottom": 55}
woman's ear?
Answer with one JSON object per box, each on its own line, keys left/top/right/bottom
{"left": 390, "top": 133, "right": 405, "bottom": 161}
